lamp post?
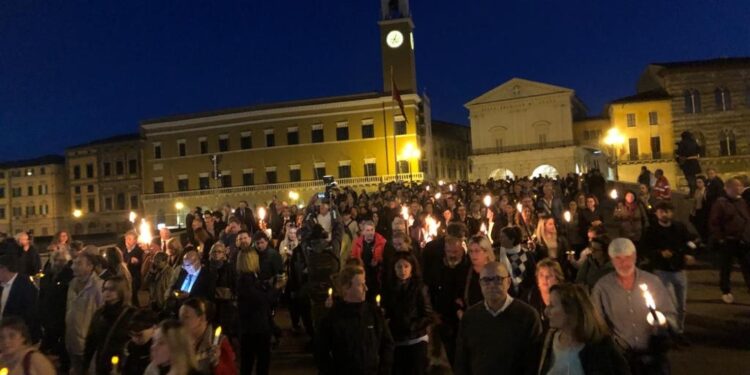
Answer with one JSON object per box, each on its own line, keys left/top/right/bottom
{"left": 175, "top": 201, "right": 185, "bottom": 228}
{"left": 603, "top": 128, "right": 625, "bottom": 181}
{"left": 399, "top": 142, "right": 421, "bottom": 181}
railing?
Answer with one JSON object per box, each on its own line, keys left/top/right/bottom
{"left": 472, "top": 141, "right": 578, "bottom": 156}
{"left": 142, "top": 173, "right": 424, "bottom": 202}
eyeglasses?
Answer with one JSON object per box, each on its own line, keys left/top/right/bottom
{"left": 479, "top": 275, "right": 509, "bottom": 285}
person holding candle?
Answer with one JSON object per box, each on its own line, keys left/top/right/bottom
{"left": 144, "top": 320, "right": 201, "bottom": 375}
{"left": 533, "top": 215, "right": 575, "bottom": 281}
{"left": 121, "top": 309, "right": 158, "bottom": 375}
{"left": 169, "top": 250, "right": 217, "bottom": 304}
{"left": 315, "top": 266, "right": 394, "bottom": 375}
{"left": 591, "top": 238, "right": 676, "bottom": 374}
{"left": 83, "top": 276, "right": 136, "bottom": 375}
{"left": 179, "top": 298, "right": 237, "bottom": 375}
{"left": 563, "top": 200, "right": 586, "bottom": 253}
{"left": 0, "top": 317, "right": 56, "bottom": 375}
{"left": 538, "top": 283, "right": 630, "bottom": 375}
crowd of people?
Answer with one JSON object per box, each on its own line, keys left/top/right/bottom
{"left": 0, "top": 165, "right": 748, "bottom": 375}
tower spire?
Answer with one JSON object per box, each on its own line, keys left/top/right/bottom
{"left": 381, "top": 0, "right": 410, "bottom": 20}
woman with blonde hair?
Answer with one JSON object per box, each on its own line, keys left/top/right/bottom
{"left": 539, "top": 283, "right": 629, "bottom": 374}
{"left": 534, "top": 215, "right": 575, "bottom": 280}
{"left": 524, "top": 259, "right": 565, "bottom": 333}
{"left": 145, "top": 320, "right": 201, "bottom": 375}
{"left": 462, "top": 234, "right": 496, "bottom": 309}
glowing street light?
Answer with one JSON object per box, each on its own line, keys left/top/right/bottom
{"left": 175, "top": 201, "right": 185, "bottom": 210}
{"left": 603, "top": 128, "right": 626, "bottom": 180}
{"left": 288, "top": 191, "right": 300, "bottom": 201}
{"left": 72, "top": 209, "right": 83, "bottom": 218}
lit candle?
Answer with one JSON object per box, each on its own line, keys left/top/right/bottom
{"left": 213, "top": 326, "right": 222, "bottom": 345}
{"left": 328, "top": 287, "right": 333, "bottom": 297}
{"left": 258, "top": 207, "right": 267, "bottom": 222}
{"left": 425, "top": 216, "right": 440, "bottom": 241}
{"left": 639, "top": 284, "right": 666, "bottom": 326}
{"left": 401, "top": 205, "right": 410, "bottom": 221}
{"left": 449, "top": 184, "right": 454, "bottom": 192}
{"left": 375, "top": 294, "right": 381, "bottom": 307}
{"left": 128, "top": 211, "right": 137, "bottom": 223}
{"left": 0, "top": 368, "right": 7, "bottom": 375}
{"left": 483, "top": 195, "right": 492, "bottom": 208}
{"left": 563, "top": 210, "right": 571, "bottom": 223}
{"left": 137, "top": 219, "right": 152, "bottom": 245}
{"left": 434, "top": 192, "right": 442, "bottom": 200}
{"left": 438, "top": 180, "right": 445, "bottom": 186}
{"left": 516, "top": 202, "right": 523, "bottom": 214}
{"left": 426, "top": 185, "right": 430, "bottom": 192}
{"left": 610, "top": 189, "right": 618, "bottom": 200}
{"left": 111, "top": 356, "right": 119, "bottom": 366}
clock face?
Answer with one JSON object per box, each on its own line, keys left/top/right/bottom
{"left": 386, "top": 30, "right": 404, "bottom": 48}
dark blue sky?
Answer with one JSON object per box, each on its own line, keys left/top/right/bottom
{"left": 2, "top": 0, "right": 749, "bottom": 161}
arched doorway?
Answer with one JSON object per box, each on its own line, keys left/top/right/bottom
{"left": 531, "top": 164, "right": 559, "bottom": 178}
{"left": 489, "top": 168, "right": 515, "bottom": 180}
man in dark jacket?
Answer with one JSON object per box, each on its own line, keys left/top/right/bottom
{"left": 676, "top": 131, "right": 702, "bottom": 195}
{"left": 709, "top": 178, "right": 750, "bottom": 304}
{"left": 642, "top": 201, "right": 695, "bottom": 338}
{"left": 235, "top": 200, "right": 257, "bottom": 234}
{"left": 0, "top": 254, "right": 41, "bottom": 343}
{"left": 637, "top": 166, "right": 653, "bottom": 189}
{"left": 15, "top": 232, "right": 41, "bottom": 276}
{"left": 705, "top": 168, "right": 725, "bottom": 211}
{"left": 121, "top": 231, "right": 144, "bottom": 306}
{"left": 316, "top": 266, "right": 394, "bottom": 375}
{"left": 39, "top": 249, "right": 74, "bottom": 356}
{"left": 169, "top": 250, "right": 217, "bottom": 303}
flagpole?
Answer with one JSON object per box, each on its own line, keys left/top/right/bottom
{"left": 382, "top": 102, "right": 390, "bottom": 175}
{"left": 391, "top": 66, "right": 398, "bottom": 176}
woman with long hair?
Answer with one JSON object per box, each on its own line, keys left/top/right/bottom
{"left": 179, "top": 298, "right": 237, "bottom": 375}
{"left": 534, "top": 216, "right": 575, "bottom": 280}
{"left": 83, "top": 276, "right": 137, "bottom": 375}
{"left": 382, "top": 252, "right": 434, "bottom": 375}
{"left": 523, "top": 259, "right": 564, "bottom": 333}
{"left": 539, "top": 283, "right": 629, "bottom": 374}
{"left": 145, "top": 320, "right": 201, "bottom": 375}
{"left": 0, "top": 317, "right": 56, "bottom": 374}
{"left": 463, "top": 235, "right": 496, "bottom": 308}
{"left": 51, "top": 230, "right": 72, "bottom": 253}
{"left": 104, "top": 247, "right": 133, "bottom": 287}
{"left": 578, "top": 195, "right": 604, "bottom": 242}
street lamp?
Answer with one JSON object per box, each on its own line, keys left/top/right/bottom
{"left": 72, "top": 209, "right": 83, "bottom": 218}
{"left": 603, "top": 128, "right": 625, "bottom": 180}
{"left": 174, "top": 202, "right": 185, "bottom": 228}
{"left": 399, "top": 142, "right": 421, "bottom": 178}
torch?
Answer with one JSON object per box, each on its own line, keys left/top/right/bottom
{"left": 137, "top": 219, "right": 152, "bottom": 246}
{"left": 640, "top": 283, "right": 666, "bottom": 326}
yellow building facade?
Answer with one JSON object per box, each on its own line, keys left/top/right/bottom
{"left": 607, "top": 91, "right": 678, "bottom": 186}
{"left": 0, "top": 156, "right": 69, "bottom": 237}
{"left": 140, "top": 0, "right": 428, "bottom": 224}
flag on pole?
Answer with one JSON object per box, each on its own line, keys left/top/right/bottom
{"left": 390, "top": 66, "right": 408, "bottom": 124}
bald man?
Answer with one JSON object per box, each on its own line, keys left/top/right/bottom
{"left": 169, "top": 250, "right": 216, "bottom": 302}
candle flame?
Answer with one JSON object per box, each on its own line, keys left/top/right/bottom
{"left": 434, "top": 192, "right": 442, "bottom": 200}
{"left": 328, "top": 287, "right": 333, "bottom": 296}
{"left": 564, "top": 210, "right": 571, "bottom": 222}
{"left": 258, "top": 207, "right": 266, "bottom": 221}
{"left": 639, "top": 283, "right": 656, "bottom": 310}
{"left": 401, "top": 205, "right": 410, "bottom": 221}
{"left": 425, "top": 216, "right": 440, "bottom": 239}
{"left": 426, "top": 185, "right": 430, "bottom": 192}
{"left": 129, "top": 211, "right": 137, "bottom": 223}
{"left": 449, "top": 184, "right": 454, "bottom": 192}
{"left": 610, "top": 189, "right": 618, "bottom": 200}
{"left": 516, "top": 202, "right": 523, "bottom": 214}
{"left": 111, "top": 356, "right": 119, "bottom": 366}
{"left": 375, "top": 294, "right": 381, "bottom": 306}
{"left": 213, "top": 326, "right": 222, "bottom": 345}
{"left": 138, "top": 219, "right": 152, "bottom": 245}
{"left": 483, "top": 195, "right": 492, "bottom": 207}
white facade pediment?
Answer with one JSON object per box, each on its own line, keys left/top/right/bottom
{"left": 465, "top": 78, "right": 573, "bottom": 107}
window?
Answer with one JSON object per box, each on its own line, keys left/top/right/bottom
{"left": 289, "top": 165, "right": 301, "bottom": 182}
{"left": 242, "top": 170, "right": 255, "bottom": 186}
{"left": 105, "top": 197, "right": 113, "bottom": 211}
{"left": 397, "top": 160, "right": 409, "bottom": 174}
{"left": 130, "top": 195, "right": 138, "bottom": 209}
{"left": 313, "top": 163, "right": 326, "bottom": 179}
{"left": 154, "top": 143, "right": 162, "bottom": 159}
{"left": 39, "top": 167, "right": 45, "bottom": 175}
{"left": 40, "top": 204, "right": 48, "bottom": 215}
{"left": 87, "top": 185, "right": 94, "bottom": 193}
{"left": 650, "top": 137, "right": 662, "bottom": 159}
{"left": 13, "top": 187, "right": 22, "bottom": 197}
{"left": 86, "top": 164, "right": 94, "bottom": 178}
{"left": 265, "top": 130, "right": 275, "bottom": 147}
{"left": 103, "top": 162, "right": 111, "bottom": 176}
{"left": 311, "top": 125, "right": 324, "bottom": 143}
{"left": 715, "top": 88, "right": 732, "bottom": 111}
{"left": 73, "top": 165, "right": 81, "bottom": 179}
{"left": 626, "top": 113, "right": 636, "bottom": 127}
{"left": 364, "top": 160, "right": 377, "bottom": 177}
{"left": 38, "top": 185, "right": 48, "bottom": 195}
{"left": 13, "top": 207, "right": 22, "bottom": 218}
{"left": 648, "top": 111, "right": 658, "bottom": 125}
{"left": 153, "top": 179, "right": 164, "bottom": 194}
{"left": 0, "top": 208, "right": 5, "bottom": 220}
{"left": 361, "top": 123, "right": 375, "bottom": 139}
{"left": 128, "top": 159, "right": 137, "bottom": 174}
{"left": 394, "top": 118, "right": 407, "bottom": 135}
{"left": 74, "top": 186, "right": 81, "bottom": 194}
{"left": 178, "top": 176, "right": 189, "bottom": 191}
{"left": 684, "top": 90, "right": 701, "bottom": 113}
{"left": 0, "top": 187, "right": 4, "bottom": 198}
{"left": 719, "top": 129, "right": 737, "bottom": 156}
{"left": 114, "top": 193, "right": 124, "bottom": 210}
{"left": 199, "top": 176, "right": 210, "bottom": 190}
{"left": 628, "top": 138, "right": 639, "bottom": 161}
{"left": 336, "top": 122, "right": 349, "bottom": 141}
{"left": 178, "top": 140, "right": 187, "bottom": 156}
{"left": 116, "top": 161, "right": 124, "bottom": 175}
{"left": 287, "top": 127, "right": 299, "bottom": 145}
{"left": 266, "top": 169, "right": 277, "bottom": 184}
{"left": 27, "top": 186, "right": 34, "bottom": 196}
{"left": 221, "top": 174, "right": 232, "bottom": 188}
{"left": 199, "top": 137, "right": 208, "bottom": 154}
{"left": 88, "top": 197, "right": 96, "bottom": 213}
{"left": 0, "top": 172, "right": 4, "bottom": 179}
{"left": 338, "top": 164, "right": 352, "bottom": 178}
{"left": 26, "top": 206, "right": 35, "bottom": 217}
{"left": 74, "top": 199, "right": 82, "bottom": 209}
{"left": 241, "top": 132, "right": 252, "bottom": 149}
{"left": 538, "top": 133, "right": 547, "bottom": 145}
{"left": 219, "top": 135, "right": 229, "bottom": 152}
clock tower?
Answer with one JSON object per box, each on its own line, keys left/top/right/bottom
{"left": 379, "top": 0, "right": 417, "bottom": 94}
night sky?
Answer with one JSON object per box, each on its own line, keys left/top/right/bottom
{"left": 2, "top": 0, "right": 749, "bottom": 161}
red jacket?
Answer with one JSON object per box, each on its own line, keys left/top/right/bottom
{"left": 351, "top": 233, "right": 387, "bottom": 263}
{"left": 653, "top": 176, "right": 672, "bottom": 200}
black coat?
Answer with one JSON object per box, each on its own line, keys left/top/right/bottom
{"left": 17, "top": 246, "right": 42, "bottom": 276}
{"left": 2, "top": 272, "right": 41, "bottom": 343}
{"left": 382, "top": 278, "right": 435, "bottom": 342}
{"left": 171, "top": 267, "right": 217, "bottom": 302}
{"left": 236, "top": 272, "right": 273, "bottom": 335}
{"left": 84, "top": 302, "right": 136, "bottom": 375}
{"left": 39, "top": 264, "right": 73, "bottom": 335}
{"left": 539, "top": 330, "right": 630, "bottom": 375}
{"left": 316, "top": 301, "right": 394, "bottom": 375}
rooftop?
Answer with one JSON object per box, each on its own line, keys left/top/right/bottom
{"left": 651, "top": 57, "right": 750, "bottom": 70}
{"left": 67, "top": 133, "right": 142, "bottom": 150}
{"left": 141, "top": 91, "right": 394, "bottom": 125}
{"left": 610, "top": 89, "right": 671, "bottom": 104}
{"left": 0, "top": 154, "right": 65, "bottom": 169}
